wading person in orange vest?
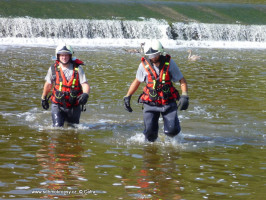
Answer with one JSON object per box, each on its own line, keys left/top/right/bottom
{"left": 41, "top": 43, "right": 90, "bottom": 127}
{"left": 123, "top": 40, "right": 189, "bottom": 142}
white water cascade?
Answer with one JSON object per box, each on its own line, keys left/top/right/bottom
{"left": 0, "top": 17, "right": 265, "bottom": 48}
{"left": 170, "top": 22, "right": 266, "bottom": 42}
{"left": 0, "top": 18, "right": 168, "bottom": 39}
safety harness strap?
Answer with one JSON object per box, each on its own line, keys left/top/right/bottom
{"left": 54, "top": 83, "right": 80, "bottom": 88}
{"left": 142, "top": 58, "right": 158, "bottom": 89}
{"left": 162, "top": 61, "right": 169, "bottom": 84}
{"left": 161, "top": 55, "right": 170, "bottom": 84}
{"left": 55, "top": 65, "right": 63, "bottom": 91}
{"left": 72, "top": 65, "right": 79, "bottom": 88}
{"left": 53, "top": 62, "right": 79, "bottom": 91}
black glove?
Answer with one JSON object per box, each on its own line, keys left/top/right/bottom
{"left": 41, "top": 95, "right": 51, "bottom": 110}
{"left": 123, "top": 95, "right": 133, "bottom": 112}
{"left": 77, "top": 93, "right": 89, "bottom": 105}
{"left": 178, "top": 95, "right": 189, "bottom": 110}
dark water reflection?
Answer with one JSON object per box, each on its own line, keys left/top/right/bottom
{"left": 0, "top": 46, "right": 265, "bottom": 199}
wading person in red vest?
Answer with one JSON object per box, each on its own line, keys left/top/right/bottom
{"left": 41, "top": 43, "right": 90, "bottom": 127}
{"left": 123, "top": 40, "right": 189, "bottom": 142}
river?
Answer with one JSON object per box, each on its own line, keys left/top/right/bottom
{"left": 0, "top": 45, "right": 265, "bottom": 199}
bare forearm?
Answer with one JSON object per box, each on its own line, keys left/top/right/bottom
{"left": 41, "top": 82, "right": 53, "bottom": 99}
{"left": 81, "top": 82, "right": 90, "bottom": 94}
{"left": 126, "top": 78, "right": 141, "bottom": 96}
{"left": 179, "top": 77, "right": 188, "bottom": 95}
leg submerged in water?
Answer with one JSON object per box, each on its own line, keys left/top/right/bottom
{"left": 162, "top": 103, "right": 181, "bottom": 137}
{"left": 51, "top": 104, "right": 81, "bottom": 127}
{"left": 51, "top": 103, "right": 65, "bottom": 127}
{"left": 143, "top": 105, "right": 160, "bottom": 142}
{"left": 66, "top": 106, "right": 81, "bottom": 124}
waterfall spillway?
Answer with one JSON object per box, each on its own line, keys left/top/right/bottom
{"left": 0, "top": 17, "right": 265, "bottom": 48}
{"left": 170, "top": 22, "right": 266, "bottom": 42}
{"left": 0, "top": 18, "right": 168, "bottom": 39}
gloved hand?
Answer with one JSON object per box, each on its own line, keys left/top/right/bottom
{"left": 41, "top": 95, "right": 51, "bottom": 110}
{"left": 123, "top": 95, "right": 133, "bottom": 112}
{"left": 178, "top": 95, "right": 189, "bottom": 110}
{"left": 77, "top": 93, "right": 89, "bottom": 105}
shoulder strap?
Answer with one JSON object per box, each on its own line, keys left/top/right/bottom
{"left": 161, "top": 55, "right": 171, "bottom": 84}
{"left": 141, "top": 57, "right": 157, "bottom": 81}
{"left": 71, "top": 63, "right": 79, "bottom": 88}
{"left": 141, "top": 57, "right": 158, "bottom": 89}
{"left": 158, "top": 55, "right": 166, "bottom": 70}
{"left": 53, "top": 62, "right": 63, "bottom": 91}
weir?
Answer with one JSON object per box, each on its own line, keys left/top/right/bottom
{"left": 0, "top": 17, "right": 265, "bottom": 42}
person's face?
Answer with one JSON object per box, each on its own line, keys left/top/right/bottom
{"left": 150, "top": 54, "right": 160, "bottom": 63}
{"left": 59, "top": 54, "right": 71, "bottom": 64}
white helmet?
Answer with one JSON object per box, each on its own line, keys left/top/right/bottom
{"left": 144, "top": 40, "right": 164, "bottom": 59}
{"left": 55, "top": 43, "right": 74, "bottom": 56}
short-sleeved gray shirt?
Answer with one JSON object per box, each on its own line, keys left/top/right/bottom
{"left": 136, "top": 59, "right": 183, "bottom": 83}
{"left": 45, "top": 63, "right": 87, "bottom": 84}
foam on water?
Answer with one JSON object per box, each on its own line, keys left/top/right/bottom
{"left": 1, "top": 38, "right": 266, "bottom": 49}
{"left": 125, "top": 132, "right": 192, "bottom": 150}
{"left": 188, "top": 106, "right": 216, "bottom": 119}
{"left": 1, "top": 105, "right": 262, "bottom": 148}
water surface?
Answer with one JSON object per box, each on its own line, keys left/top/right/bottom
{"left": 0, "top": 46, "right": 265, "bottom": 199}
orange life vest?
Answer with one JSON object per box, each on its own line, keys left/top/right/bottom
{"left": 139, "top": 55, "right": 180, "bottom": 105}
{"left": 51, "top": 60, "right": 83, "bottom": 108}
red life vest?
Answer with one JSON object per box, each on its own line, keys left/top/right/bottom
{"left": 139, "top": 55, "right": 180, "bottom": 105}
{"left": 51, "top": 60, "right": 83, "bottom": 108}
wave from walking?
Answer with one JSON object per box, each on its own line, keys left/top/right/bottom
{"left": 0, "top": 17, "right": 266, "bottom": 48}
